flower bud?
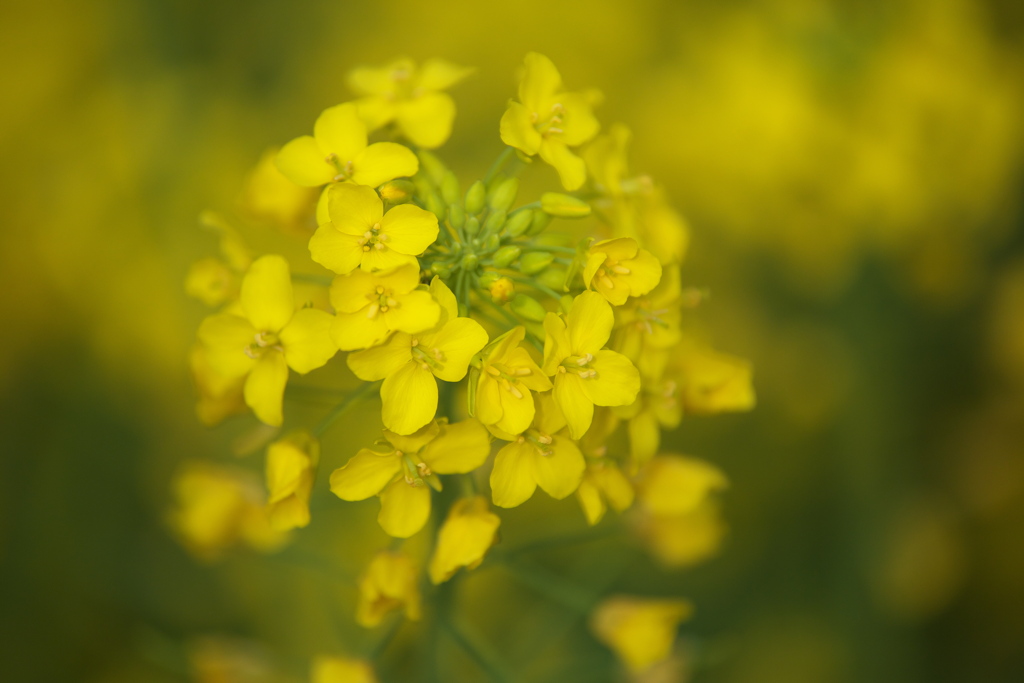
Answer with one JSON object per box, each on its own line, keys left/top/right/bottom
{"left": 426, "top": 193, "right": 446, "bottom": 220}
{"left": 537, "top": 267, "right": 567, "bottom": 291}
{"left": 491, "top": 245, "right": 521, "bottom": 268}
{"left": 482, "top": 233, "right": 501, "bottom": 252}
{"left": 465, "top": 181, "right": 486, "bottom": 215}
{"left": 431, "top": 262, "right": 453, "bottom": 278}
{"left": 488, "top": 277, "right": 515, "bottom": 303}
{"left": 483, "top": 209, "right": 506, "bottom": 235}
{"left": 527, "top": 209, "right": 552, "bottom": 236}
{"left": 379, "top": 179, "right": 416, "bottom": 203}
{"left": 518, "top": 251, "right": 554, "bottom": 274}
{"left": 510, "top": 293, "right": 546, "bottom": 322}
{"left": 464, "top": 216, "right": 481, "bottom": 236}
{"left": 503, "top": 209, "right": 533, "bottom": 238}
{"left": 477, "top": 271, "right": 500, "bottom": 288}
{"left": 441, "top": 171, "right": 460, "bottom": 205}
{"left": 488, "top": 177, "right": 519, "bottom": 212}
{"left": 448, "top": 202, "right": 465, "bottom": 230}
{"left": 541, "top": 192, "right": 592, "bottom": 218}
{"left": 461, "top": 253, "right": 479, "bottom": 270}
{"left": 418, "top": 149, "right": 447, "bottom": 184}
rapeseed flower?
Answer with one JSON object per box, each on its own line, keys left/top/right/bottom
{"left": 590, "top": 596, "right": 694, "bottom": 673}
{"left": 475, "top": 326, "right": 552, "bottom": 435}
{"left": 583, "top": 237, "right": 662, "bottom": 306}
{"left": 428, "top": 496, "right": 501, "bottom": 584}
{"left": 312, "top": 656, "right": 378, "bottom": 683}
{"left": 356, "top": 550, "right": 421, "bottom": 628}
{"left": 264, "top": 431, "right": 318, "bottom": 531}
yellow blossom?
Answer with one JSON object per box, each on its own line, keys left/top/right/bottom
{"left": 189, "top": 344, "right": 247, "bottom": 427}
{"left": 428, "top": 496, "right": 501, "bottom": 584}
{"left": 475, "top": 326, "right": 552, "bottom": 435}
{"left": 542, "top": 291, "right": 641, "bottom": 439}
{"left": 633, "top": 499, "right": 727, "bottom": 569}
{"left": 590, "top": 596, "right": 694, "bottom": 673}
{"left": 613, "top": 265, "right": 683, "bottom": 375}
{"left": 613, "top": 373, "right": 683, "bottom": 471}
{"left": 265, "top": 431, "right": 318, "bottom": 532}
{"left": 347, "top": 279, "right": 488, "bottom": 435}
{"left": 330, "top": 419, "right": 491, "bottom": 538}
{"left": 635, "top": 455, "right": 728, "bottom": 517}
{"left": 583, "top": 237, "right": 662, "bottom": 306}
{"left": 487, "top": 276, "right": 515, "bottom": 302}
{"left": 676, "top": 340, "right": 756, "bottom": 414}
{"left": 349, "top": 58, "right": 473, "bottom": 149}
{"left": 500, "top": 52, "right": 599, "bottom": 190}
{"left": 356, "top": 550, "right": 421, "bottom": 628}
{"left": 240, "top": 147, "right": 317, "bottom": 235}
{"left": 576, "top": 459, "right": 634, "bottom": 526}
{"left": 184, "top": 212, "right": 252, "bottom": 308}
{"left": 309, "top": 183, "right": 438, "bottom": 275}
{"left": 275, "top": 102, "right": 418, "bottom": 187}
{"left": 489, "top": 392, "right": 585, "bottom": 508}
{"left": 198, "top": 255, "right": 338, "bottom": 426}
{"left": 329, "top": 263, "right": 441, "bottom": 351}
{"left": 312, "top": 656, "right": 378, "bottom": 683}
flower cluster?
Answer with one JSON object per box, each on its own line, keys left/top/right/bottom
{"left": 178, "top": 53, "right": 754, "bottom": 678}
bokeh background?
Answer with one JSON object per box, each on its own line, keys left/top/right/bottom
{"left": 3, "top": 0, "right": 1024, "bottom": 681}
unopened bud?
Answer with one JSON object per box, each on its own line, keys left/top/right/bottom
{"left": 537, "top": 267, "right": 567, "bottom": 291}
{"left": 448, "top": 203, "right": 465, "bottom": 230}
{"left": 461, "top": 253, "right": 479, "bottom": 270}
{"left": 527, "top": 209, "right": 552, "bottom": 236}
{"left": 510, "top": 293, "right": 547, "bottom": 322}
{"left": 492, "top": 245, "right": 522, "bottom": 268}
{"left": 518, "top": 251, "right": 554, "bottom": 275}
{"left": 464, "top": 216, "right": 481, "bottom": 236}
{"left": 477, "top": 271, "right": 500, "bottom": 288}
{"left": 441, "top": 171, "right": 460, "bottom": 205}
{"left": 465, "top": 181, "right": 486, "bottom": 215}
{"left": 488, "top": 277, "right": 515, "bottom": 303}
{"left": 426, "top": 193, "right": 446, "bottom": 220}
{"left": 483, "top": 209, "right": 506, "bottom": 235}
{"left": 541, "top": 192, "right": 591, "bottom": 218}
{"left": 379, "top": 179, "right": 416, "bottom": 203}
{"left": 482, "top": 234, "right": 500, "bottom": 252}
{"left": 503, "top": 210, "right": 533, "bottom": 238}
{"left": 488, "top": 177, "right": 519, "bottom": 212}
{"left": 430, "top": 262, "right": 452, "bottom": 278}
{"left": 418, "top": 150, "right": 447, "bottom": 184}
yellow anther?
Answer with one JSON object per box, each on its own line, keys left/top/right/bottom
{"left": 508, "top": 384, "right": 523, "bottom": 400}
{"left": 513, "top": 367, "right": 532, "bottom": 376}
{"left": 366, "top": 303, "right": 380, "bottom": 318}
{"left": 612, "top": 265, "right": 631, "bottom": 275}
{"left": 537, "top": 434, "right": 552, "bottom": 445}
{"left": 486, "top": 366, "right": 502, "bottom": 377}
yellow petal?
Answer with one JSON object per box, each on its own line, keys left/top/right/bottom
{"left": 554, "top": 372, "right": 594, "bottom": 440}
{"left": 381, "top": 361, "right": 437, "bottom": 435}
{"left": 312, "top": 656, "right": 379, "bottom": 683}
{"left": 539, "top": 138, "right": 586, "bottom": 191}
{"left": 558, "top": 92, "right": 600, "bottom": 146}
{"left": 378, "top": 479, "right": 431, "bottom": 538}
{"left": 309, "top": 224, "right": 365, "bottom": 275}
{"left": 280, "top": 307, "right": 337, "bottom": 373}
{"left": 590, "top": 597, "right": 693, "bottom": 673}
{"left": 577, "top": 478, "right": 607, "bottom": 526}
{"left": 567, "top": 291, "right": 613, "bottom": 354}
{"left": 499, "top": 101, "right": 542, "bottom": 155}
{"left": 326, "top": 183, "right": 383, "bottom": 236}
{"left": 581, "top": 350, "right": 640, "bottom": 407}
{"left": 490, "top": 441, "right": 538, "bottom": 508}
{"left": 383, "top": 420, "right": 441, "bottom": 454}
{"left": 347, "top": 334, "right": 412, "bottom": 381}
{"left": 197, "top": 313, "right": 256, "bottom": 379}
{"left": 276, "top": 135, "right": 333, "bottom": 187}
{"left": 348, "top": 63, "right": 398, "bottom": 96}
{"left": 420, "top": 419, "right": 491, "bottom": 474}
{"left": 496, "top": 385, "right": 535, "bottom": 435}
{"left": 428, "top": 496, "right": 500, "bottom": 585}
{"left": 596, "top": 464, "right": 635, "bottom": 513}
{"left": 385, "top": 290, "right": 441, "bottom": 334}
{"left": 532, "top": 435, "right": 585, "bottom": 499}
{"left": 542, "top": 312, "right": 571, "bottom": 374}
{"left": 265, "top": 439, "right": 312, "bottom": 504}
{"left": 475, "top": 376, "right": 504, "bottom": 426}
{"left": 430, "top": 277, "right": 458, "bottom": 321}
{"left": 507, "top": 347, "right": 552, "bottom": 392}
{"left": 378, "top": 203, "right": 439, "bottom": 255}
{"left": 331, "top": 310, "right": 390, "bottom": 351}
{"left": 395, "top": 93, "right": 456, "bottom": 149}
{"left": 329, "top": 269, "right": 377, "bottom": 313}
{"left": 376, "top": 262, "right": 423, "bottom": 294}
{"left": 519, "top": 52, "right": 562, "bottom": 113}
{"left": 534, "top": 390, "right": 568, "bottom": 435}
{"left": 637, "top": 456, "right": 728, "bottom": 516}
{"left": 241, "top": 255, "right": 294, "bottom": 332}
{"left": 313, "top": 102, "right": 367, "bottom": 162}
{"left": 359, "top": 249, "right": 419, "bottom": 273}
{"left": 628, "top": 410, "right": 660, "bottom": 469}
{"left": 424, "top": 317, "right": 489, "bottom": 382}
{"left": 329, "top": 448, "right": 401, "bottom": 501}
{"left": 416, "top": 59, "right": 474, "bottom": 91}
{"left": 352, "top": 142, "right": 419, "bottom": 187}
{"left": 244, "top": 350, "right": 289, "bottom": 426}
{"left": 354, "top": 95, "right": 398, "bottom": 130}
{"left": 622, "top": 248, "right": 663, "bottom": 298}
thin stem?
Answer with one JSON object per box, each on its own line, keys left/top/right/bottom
{"left": 483, "top": 146, "right": 517, "bottom": 185}
{"left": 367, "top": 615, "right": 404, "bottom": 660}
{"left": 503, "top": 273, "right": 565, "bottom": 302}
{"left": 521, "top": 244, "right": 576, "bottom": 255}
{"left": 439, "top": 613, "right": 514, "bottom": 683}
{"left": 291, "top": 272, "right": 334, "bottom": 286}
{"left": 312, "top": 381, "right": 380, "bottom": 437}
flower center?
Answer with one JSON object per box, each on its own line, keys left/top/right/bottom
{"left": 485, "top": 363, "right": 533, "bottom": 399}
{"left": 595, "top": 257, "right": 631, "bottom": 290}
{"left": 365, "top": 285, "right": 399, "bottom": 318}
{"left": 244, "top": 330, "right": 282, "bottom": 359}
{"left": 530, "top": 102, "right": 566, "bottom": 138}
{"left": 357, "top": 222, "right": 390, "bottom": 253}
{"left": 558, "top": 353, "right": 597, "bottom": 379}
{"left": 517, "top": 429, "right": 555, "bottom": 456}
{"left": 411, "top": 338, "right": 445, "bottom": 371}
{"left": 326, "top": 153, "right": 355, "bottom": 182}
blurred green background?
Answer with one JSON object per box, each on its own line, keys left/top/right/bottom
{"left": 3, "top": 0, "right": 1024, "bottom": 681}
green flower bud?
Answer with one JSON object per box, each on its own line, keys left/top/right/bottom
{"left": 488, "top": 177, "right": 519, "bottom": 212}
{"left": 426, "top": 193, "right": 446, "bottom": 220}
{"left": 461, "top": 253, "right": 479, "bottom": 270}
{"left": 477, "top": 271, "right": 500, "bottom": 288}
{"left": 441, "top": 171, "right": 460, "bottom": 205}
{"left": 482, "top": 233, "right": 500, "bottom": 252}
{"left": 430, "top": 262, "right": 453, "bottom": 278}
{"left": 541, "top": 192, "right": 592, "bottom": 218}
{"left": 418, "top": 150, "right": 447, "bottom": 184}
{"left": 464, "top": 216, "right": 481, "bottom": 236}
{"left": 448, "top": 202, "right": 465, "bottom": 230}
{"left": 379, "top": 179, "right": 416, "bottom": 203}
{"left": 537, "top": 267, "right": 566, "bottom": 291}
{"left": 503, "top": 210, "right": 534, "bottom": 238}
{"left": 528, "top": 209, "right": 552, "bottom": 236}
{"left": 465, "top": 181, "right": 486, "bottom": 215}
{"left": 518, "top": 251, "right": 554, "bottom": 275}
{"left": 492, "top": 245, "right": 522, "bottom": 268}
{"left": 510, "top": 293, "right": 547, "bottom": 322}
{"left": 483, "top": 209, "right": 507, "bottom": 235}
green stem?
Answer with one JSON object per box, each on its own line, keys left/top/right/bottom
{"left": 439, "top": 613, "right": 514, "bottom": 682}
{"left": 483, "top": 146, "right": 517, "bottom": 185}
{"left": 503, "top": 273, "right": 565, "bottom": 302}
{"left": 312, "top": 381, "right": 380, "bottom": 437}
{"left": 291, "top": 272, "right": 334, "bottom": 286}
{"left": 497, "top": 557, "right": 595, "bottom": 615}
{"left": 522, "top": 244, "right": 576, "bottom": 255}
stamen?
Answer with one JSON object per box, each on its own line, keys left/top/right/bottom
{"left": 612, "top": 265, "right": 631, "bottom": 275}
{"left": 513, "top": 367, "right": 532, "bottom": 376}
{"left": 366, "top": 303, "right": 380, "bottom": 318}
{"left": 486, "top": 366, "right": 501, "bottom": 377}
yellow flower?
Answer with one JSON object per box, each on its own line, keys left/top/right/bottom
{"left": 356, "top": 550, "right": 421, "bottom": 628}
{"left": 500, "top": 52, "right": 599, "bottom": 190}
{"left": 275, "top": 102, "right": 418, "bottom": 187}
{"left": 198, "top": 255, "right": 338, "bottom": 426}
{"left": 583, "top": 237, "right": 662, "bottom": 306}
{"left": 590, "top": 596, "right": 694, "bottom": 673}
{"left": 613, "top": 265, "right": 683, "bottom": 373}
{"left": 310, "top": 183, "right": 439, "bottom": 275}
{"left": 189, "top": 344, "right": 246, "bottom": 427}
{"left": 184, "top": 212, "right": 252, "bottom": 308}
{"left": 329, "top": 263, "right": 441, "bottom": 351}
{"left": 676, "top": 340, "right": 756, "bottom": 414}
{"left": 347, "top": 279, "right": 488, "bottom": 435}
{"left": 613, "top": 375, "right": 683, "bottom": 472}
{"left": 487, "top": 276, "right": 515, "bottom": 303}
{"left": 635, "top": 455, "right": 728, "bottom": 517}
{"left": 168, "top": 461, "right": 288, "bottom": 560}
{"left": 240, "top": 148, "right": 317, "bottom": 235}
{"left": 489, "top": 392, "right": 585, "bottom": 508}
{"left": 349, "top": 58, "right": 473, "bottom": 149}
{"left": 542, "top": 291, "right": 641, "bottom": 439}
{"left": 265, "top": 431, "right": 318, "bottom": 532}
{"left": 312, "top": 656, "right": 378, "bottom": 683}
{"left": 330, "top": 419, "right": 491, "bottom": 538}
{"left": 428, "top": 496, "right": 501, "bottom": 584}
{"left": 475, "top": 326, "right": 553, "bottom": 435}
{"left": 633, "top": 499, "right": 727, "bottom": 569}
{"left": 576, "top": 459, "right": 634, "bottom": 526}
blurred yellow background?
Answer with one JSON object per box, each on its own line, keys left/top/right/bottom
{"left": 2, "top": 0, "right": 1024, "bottom": 681}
